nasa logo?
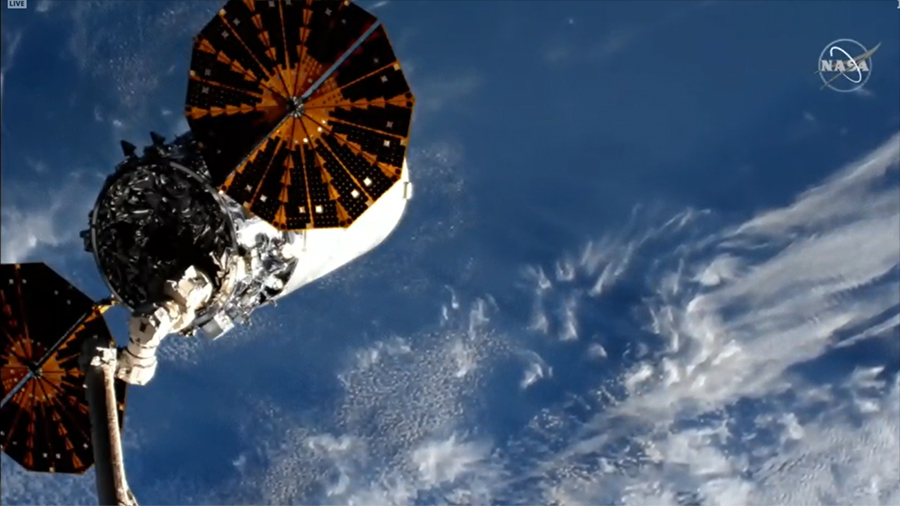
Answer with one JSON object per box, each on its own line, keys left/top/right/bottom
{"left": 7, "top": 0, "right": 27, "bottom": 8}
{"left": 817, "top": 38, "right": 877, "bottom": 93}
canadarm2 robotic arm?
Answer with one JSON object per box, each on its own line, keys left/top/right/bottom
{"left": 115, "top": 266, "right": 213, "bottom": 386}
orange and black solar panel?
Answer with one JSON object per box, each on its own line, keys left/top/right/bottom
{"left": 186, "top": 0, "right": 414, "bottom": 232}
{"left": 0, "top": 263, "right": 127, "bottom": 474}
{"left": 1, "top": 263, "right": 94, "bottom": 372}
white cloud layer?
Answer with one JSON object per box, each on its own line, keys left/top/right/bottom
{"left": 0, "top": 28, "right": 24, "bottom": 100}
{"left": 521, "top": 132, "right": 900, "bottom": 505}
{"left": 0, "top": 171, "right": 103, "bottom": 263}
{"left": 35, "top": 0, "right": 53, "bottom": 13}
{"left": 234, "top": 132, "right": 899, "bottom": 504}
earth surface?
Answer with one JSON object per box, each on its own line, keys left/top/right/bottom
{"left": 2, "top": 1, "right": 899, "bottom": 504}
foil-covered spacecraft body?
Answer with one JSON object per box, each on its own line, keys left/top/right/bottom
{"left": 84, "top": 132, "right": 412, "bottom": 346}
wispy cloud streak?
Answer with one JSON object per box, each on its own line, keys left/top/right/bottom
{"left": 523, "top": 132, "right": 900, "bottom": 504}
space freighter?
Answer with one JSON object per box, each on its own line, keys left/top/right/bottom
{"left": 1, "top": 0, "right": 414, "bottom": 475}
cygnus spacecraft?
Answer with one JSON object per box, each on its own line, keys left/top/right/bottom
{"left": 1, "top": 0, "right": 414, "bottom": 476}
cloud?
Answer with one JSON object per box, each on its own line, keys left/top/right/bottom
{"left": 541, "top": 44, "right": 573, "bottom": 64}
{"left": 0, "top": 28, "right": 24, "bottom": 99}
{"left": 230, "top": 296, "right": 510, "bottom": 505}
{"left": 749, "top": 373, "right": 899, "bottom": 505}
{"left": 591, "top": 27, "right": 641, "bottom": 63}
{"left": 1, "top": 29, "right": 23, "bottom": 70}
{"left": 785, "top": 110, "right": 822, "bottom": 142}
{"left": 35, "top": 0, "right": 53, "bottom": 13}
{"left": 590, "top": 3, "right": 714, "bottom": 63}
{"left": 390, "top": 69, "right": 482, "bottom": 152}
{"left": 168, "top": 115, "right": 189, "bottom": 138}
{"left": 853, "top": 87, "right": 876, "bottom": 99}
{"left": 65, "top": 2, "right": 216, "bottom": 116}
{"left": 731, "top": 133, "right": 898, "bottom": 239}
{"left": 541, "top": 2, "right": 717, "bottom": 65}
{"left": 519, "top": 351, "right": 551, "bottom": 389}
{"left": 0, "top": 170, "right": 103, "bottom": 263}
{"left": 413, "top": 72, "right": 482, "bottom": 115}
{"left": 411, "top": 434, "right": 491, "bottom": 486}
{"left": 517, "top": 132, "right": 900, "bottom": 504}
{"left": 0, "top": 457, "right": 97, "bottom": 506}
{"left": 24, "top": 157, "right": 48, "bottom": 174}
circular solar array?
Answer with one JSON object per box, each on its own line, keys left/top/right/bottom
{"left": 186, "top": 0, "right": 415, "bottom": 231}
{"left": 0, "top": 263, "right": 127, "bottom": 474}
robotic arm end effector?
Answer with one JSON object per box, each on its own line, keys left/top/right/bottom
{"left": 115, "top": 266, "right": 213, "bottom": 385}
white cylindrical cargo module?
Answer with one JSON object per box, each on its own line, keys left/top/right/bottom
{"left": 277, "top": 158, "right": 411, "bottom": 298}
